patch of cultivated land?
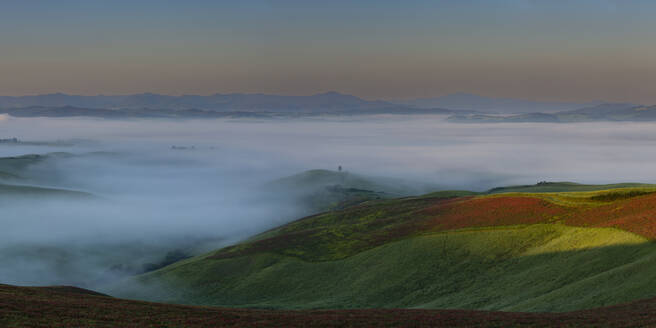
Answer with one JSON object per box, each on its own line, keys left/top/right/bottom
{"left": 2, "top": 284, "right": 656, "bottom": 328}
{"left": 108, "top": 187, "right": 656, "bottom": 311}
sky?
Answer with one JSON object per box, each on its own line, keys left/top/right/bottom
{"left": 1, "top": 0, "right": 656, "bottom": 103}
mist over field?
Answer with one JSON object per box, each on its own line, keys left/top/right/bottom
{"left": 2, "top": 115, "right": 656, "bottom": 289}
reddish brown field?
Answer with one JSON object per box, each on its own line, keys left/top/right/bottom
{"left": 421, "top": 196, "right": 568, "bottom": 230}
{"left": 1, "top": 284, "right": 656, "bottom": 327}
{"left": 567, "top": 194, "right": 656, "bottom": 238}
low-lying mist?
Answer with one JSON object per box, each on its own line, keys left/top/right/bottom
{"left": 1, "top": 114, "right": 656, "bottom": 290}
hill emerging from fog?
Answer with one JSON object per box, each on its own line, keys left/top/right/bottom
{"left": 110, "top": 183, "right": 656, "bottom": 312}
{"left": 266, "top": 169, "right": 440, "bottom": 213}
{"left": 4, "top": 284, "right": 656, "bottom": 327}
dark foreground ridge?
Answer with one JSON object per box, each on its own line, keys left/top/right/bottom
{"left": 0, "top": 284, "right": 654, "bottom": 327}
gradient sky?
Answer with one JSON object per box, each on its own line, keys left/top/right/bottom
{"left": 1, "top": 0, "right": 656, "bottom": 103}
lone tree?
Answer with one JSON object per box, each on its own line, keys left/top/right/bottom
{"left": 338, "top": 165, "right": 342, "bottom": 172}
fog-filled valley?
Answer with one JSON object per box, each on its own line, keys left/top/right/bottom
{"left": 3, "top": 114, "right": 656, "bottom": 293}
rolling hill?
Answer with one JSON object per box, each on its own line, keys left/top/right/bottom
{"left": 109, "top": 185, "right": 656, "bottom": 312}
{"left": 3, "top": 283, "right": 656, "bottom": 327}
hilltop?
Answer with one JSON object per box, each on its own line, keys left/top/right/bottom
{"left": 266, "top": 169, "right": 438, "bottom": 212}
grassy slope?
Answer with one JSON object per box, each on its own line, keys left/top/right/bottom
{"left": 109, "top": 185, "right": 656, "bottom": 312}
{"left": 114, "top": 225, "right": 656, "bottom": 312}
{"left": 8, "top": 284, "right": 656, "bottom": 328}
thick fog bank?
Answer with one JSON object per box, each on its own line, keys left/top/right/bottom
{"left": 1, "top": 115, "right": 656, "bottom": 289}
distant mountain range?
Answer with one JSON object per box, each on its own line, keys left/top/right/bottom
{"left": 0, "top": 91, "right": 650, "bottom": 121}
{"left": 0, "top": 92, "right": 456, "bottom": 118}
{"left": 394, "top": 92, "right": 602, "bottom": 113}
{"left": 448, "top": 103, "right": 656, "bottom": 123}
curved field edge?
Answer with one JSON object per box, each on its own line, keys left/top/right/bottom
{"left": 4, "top": 284, "right": 656, "bottom": 328}
{"left": 109, "top": 224, "right": 656, "bottom": 312}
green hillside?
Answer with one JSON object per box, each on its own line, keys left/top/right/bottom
{"left": 109, "top": 186, "right": 656, "bottom": 312}
{"left": 113, "top": 224, "right": 655, "bottom": 312}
